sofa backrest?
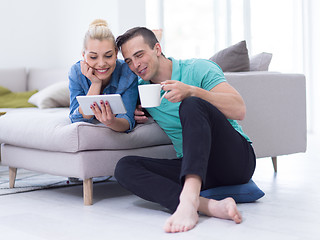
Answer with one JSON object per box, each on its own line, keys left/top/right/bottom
{"left": 27, "top": 67, "right": 69, "bottom": 91}
{"left": 0, "top": 68, "right": 27, "bottom": 92}
{"left": 0, "top": 67, "right": 70, "bottom": 92}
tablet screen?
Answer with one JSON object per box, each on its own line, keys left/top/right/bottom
{"left": 76, "top": 94, "right": 127, "bottom": 115}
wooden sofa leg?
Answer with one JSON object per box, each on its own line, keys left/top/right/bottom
{"left": 9, "top": 167, "right": 17, "bottom": 188}
{"left": 83, "top": 178, "right": 93, "bottom": 206}
{"left": 272, "top": 157, "right": 277, "bottom": 173}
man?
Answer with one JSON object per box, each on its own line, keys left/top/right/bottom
{"left": 114, "top": 27, "right": 256, "bottom": 233}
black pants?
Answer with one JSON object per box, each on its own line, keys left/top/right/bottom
{"left": 115, "top": 97, "right": 256, "bottom": 213}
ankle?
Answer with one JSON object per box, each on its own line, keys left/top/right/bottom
{"left": 179, "top": 175, "right": 201, "bottom": 204}
{"left": 179, "top": 191, "right": 199, "bottom": 209}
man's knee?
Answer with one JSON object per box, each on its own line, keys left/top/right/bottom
{"left": 179, "top": 97, "right": 217, "bottom": 117}
{"left": 114, "top": 156, "right": 136, "bottom": 182}
{"left": 179, "top": 97, "right": 200, "bottom": 115}
{"left": 180, "top": 96, "right": 203, "bottom": 108}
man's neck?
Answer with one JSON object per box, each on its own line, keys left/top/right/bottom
{"left": 150, "top": 57, "right": 172, "bottom": 84}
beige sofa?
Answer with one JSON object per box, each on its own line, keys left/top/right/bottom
{"left": 0, "top": 68, "right": 307, "bottom": 205}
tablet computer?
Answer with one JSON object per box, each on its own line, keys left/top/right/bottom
{"left": 76, "top": 94, "right": 127, "bottom": 115}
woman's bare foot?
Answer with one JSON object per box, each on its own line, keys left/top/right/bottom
{"left": 199, "top": 197, "right": 242, "bottom": 224}
{"left": 163, "top": 195, "right": 199, "bottom": 233}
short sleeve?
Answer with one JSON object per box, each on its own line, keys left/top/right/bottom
{"left": 192, "top": 59, "right": 226, "bottom": 91}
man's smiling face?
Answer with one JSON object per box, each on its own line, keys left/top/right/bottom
{"left": 121, "top": 36, "right": 161, "bottom": 81}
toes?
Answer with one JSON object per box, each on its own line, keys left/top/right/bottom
{"left": 232, "top": 208, "right": 242, "bottom": 223}
{"left": 175, "top": 222, "right": 195, "bottom": 232}
{"left": 163, "top": 218, "right": 172, "bottom": 232}
{"left": 164, "top": 221, "right": 192, "bottom": 233}
{"left": 173, "top": 224, "right": 181, "bottom": 233}
{"left": 183, "top": 224, "right": 193, "bottom": 232}
{"left": 163, "top": 221, "right": 173, "bottom": 233}
{"left": 233, "top": 214, "right": 242, "bottom": 224}
{"left": 173, "top": 223, "right": 185, "bottom": 233}
{"left": 164, "top": 221, "right": 183, "bottom": 233}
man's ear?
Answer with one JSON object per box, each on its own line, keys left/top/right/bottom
{"left": 154, "top": 43, "right": 162, "bottom": 57}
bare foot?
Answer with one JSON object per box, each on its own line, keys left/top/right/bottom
{"left": 163, "top": 196, "right": 199, "bottom": 233}
{"left": 199, "top": 197, "right": 242, "bottom": 224}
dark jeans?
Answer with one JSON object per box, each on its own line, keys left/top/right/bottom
{"left": 115, "top": 97, "right": 256, "bottom": 213}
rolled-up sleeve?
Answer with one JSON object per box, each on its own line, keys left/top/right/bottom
{"left": 116, "top": 70, "right": 138, "bottom": 132}
{"left": 68, "top": 64, "right": 94, "bottom": 123}
{"left": 68, "top": 60, "right": 138, "bottom": 130}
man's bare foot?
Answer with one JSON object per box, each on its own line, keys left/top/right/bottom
{"left": 164, "top": 175, "right": 202, "bottom": 233}
{"left": 163, "top": 196, "right": 199, "bottom": 233}
{"left": 199, "top": 197, "right": 242, "bottom": 224}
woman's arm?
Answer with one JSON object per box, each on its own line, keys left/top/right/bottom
{"left": 94, "top": 69, "right": 138, "bottom": 132}
{"left": 69, "top": 63, "right": 95, "bottom": 123}
{"left": 90, "top": 100, "right": 130, "bottom": 132}
{"left": 78, "top": 61, "right": 104, "bottom": 119}
{"left": 115, "top": 71, "right": 139, "bottom": 131}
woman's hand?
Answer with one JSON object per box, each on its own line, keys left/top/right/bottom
{"left": 80, "top": 61, "right": 102, "bottom": 84}
{"left": 90, "top": 100, "right": 116, "bottom": 126}
{"left": 161, "top": 80, "right": 194, "bottom": 103}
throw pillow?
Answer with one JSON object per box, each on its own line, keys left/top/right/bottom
{"left": 250, "top": 52, "right": 273, "bottom": 71}
{"left": 200, "top": 179, "right": 265, "bottom": 203}
{"left": 0, "top": 86, "right": 37, "bottom": 108}
{"left": 0, "top": 85, "right": 11, "bottom": 95}
{"left": 209, "top": 40, "right": 250, "bottom": 72}
{"left": 28, "top": 81, "right": 70, "bottom": 108}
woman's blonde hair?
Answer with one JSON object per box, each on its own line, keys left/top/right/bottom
{"left": 83, "top": 19, "right": 116, "bottom": 52}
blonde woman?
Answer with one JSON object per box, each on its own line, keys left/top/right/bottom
{"left": 69, "top": 19, "right": 138, "bottom": 132}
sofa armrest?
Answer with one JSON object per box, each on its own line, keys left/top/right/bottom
{"left": 225, "top": 71, "right": 307, "bottom": 158}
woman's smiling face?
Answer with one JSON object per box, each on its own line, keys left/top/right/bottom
{"left": 83, "top": 39, "right": 118, "bottom": 81}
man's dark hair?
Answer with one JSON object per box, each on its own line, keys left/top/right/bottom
{"left": 116, "top": 27, "right": 159, "bottom": 51}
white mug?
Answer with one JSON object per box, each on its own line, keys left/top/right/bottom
{"left": 138, "top": 84, "right": 167, "bottom": 108}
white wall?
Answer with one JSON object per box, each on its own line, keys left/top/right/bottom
{"left": 0, "top": 0, "right": 145, "bottom": 69}
{"left": 309, "top": 0, "right": 320, "bottom": 133}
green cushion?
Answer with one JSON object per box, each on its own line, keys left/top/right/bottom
{"left": 0, "top": 86, "right": 11, "bottom": 95}
{"left": 0, "top": 86, "right": 37, "bottom": 108}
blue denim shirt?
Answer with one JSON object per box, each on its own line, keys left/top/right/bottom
{"left": 69, "top": 60, "right": 138, "bottom": 131}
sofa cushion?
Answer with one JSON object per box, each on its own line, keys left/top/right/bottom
{"left": 28, "top": 81, "right": 70, "bottom": 108}
{"left": 209, "top": 40, "right": 250, "bottom": 72}
{"left": 200, "top": 179, "right": 265, "bottom": 203}
{"left": 0, "top": 108, "right": 172, "bottom": 153}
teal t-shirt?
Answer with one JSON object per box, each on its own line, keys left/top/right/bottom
{"left": 139, "top": 58, "right": 251, "bottom": 158}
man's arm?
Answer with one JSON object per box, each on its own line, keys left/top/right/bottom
{"left": 162, "top": 80, "right": 246, "bottom": 120}
{"left": 134, "top": 105, "right": 149, "bottom": 123}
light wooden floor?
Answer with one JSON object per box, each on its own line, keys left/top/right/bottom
{"left": 0, "top": 133, "right": 319, "bottom": 240}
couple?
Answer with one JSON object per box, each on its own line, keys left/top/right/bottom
{"left": 69, "top": 19, "right": 256, "bottom": 233}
